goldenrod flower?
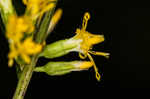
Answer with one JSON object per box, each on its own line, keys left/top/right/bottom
{"left": 6, "top": 15, "right": 34, "bottom": 42}
{"left": 34, "top": 61, "right": 93, "bottom": 76}
{"left": 72, "top": 12, "right": 110, "bottom": 81}
{"left": 8, "top": 37, "right": 42, "bottom": 67}
{"left": 23, "top": 0, "right": 56, "bottom": 19}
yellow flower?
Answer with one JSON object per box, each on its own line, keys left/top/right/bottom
{"left": 6, "top": 15, "right": 34, "bottom": 42}
{"left": 73, "top": 12, "right": 110, "bottom": 81}
{"left": 23, "top": 0, "right": 56, "bottom": 19}
{"left": 8, "top": 37, "right": 42, "bottom": 67}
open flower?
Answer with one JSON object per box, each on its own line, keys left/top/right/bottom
{"left": 8, "top": 37, "right": 42, "bottom": 67}
{"left": 23, "top": 0, "right": 56, "bottom": 19}
{"left": 72, "top": 12, "right": 109, "bottom": 81}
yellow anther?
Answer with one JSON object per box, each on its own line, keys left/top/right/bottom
{"left": 89, "top": 51, "right": 110, "bottom": 58}
{"left": 82, "top": 12, "right": 90, "bottom": 30}
{"left": 87, "top": 53, "right": 101, "bottom": 81}
{"left": 84, "top": 12, "right": 90, "bottom": 20}
{"left": 96, "top": 72, "right": 101, "bottom": 81}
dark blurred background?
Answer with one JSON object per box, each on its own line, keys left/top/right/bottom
{"left": 1, "top": 0, "right": 150, "bottom": 98}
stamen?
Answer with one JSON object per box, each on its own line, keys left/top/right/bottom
{"left": 87, "top": 53, "right": 101, "bottom": 81}
{"left": 79, "top": 53, "right": 87, "bottom": 59}
{"left": 89, "top": 51, "right": 110, "bottom": 58}
{"left": 82, "top": 12, "right": 90, "bottom": 30}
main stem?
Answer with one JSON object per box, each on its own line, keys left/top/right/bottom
{"left": 12, "top": 56, "right": 38, "bottom": 99}
{"left": 12, "top": 2, "right": 57, "bottom": 98}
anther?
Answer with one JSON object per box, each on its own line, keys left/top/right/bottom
{"left": 84, "top": 12, "right": 90, "bottom": 20}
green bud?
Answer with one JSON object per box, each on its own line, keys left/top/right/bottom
{"left": 34, "top": 61, "right": 93, "bottom": 76}
{"left": 0, "top": 0, "right": 15, "bottom": 24}
{"left": 34, "top": 61, "right": 76, "bottom": 76}
{"left": 39, "top": 38, "right": 82, "bottom": 59}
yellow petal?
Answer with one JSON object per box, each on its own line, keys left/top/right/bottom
{"left": 79, "top": 61, "right": 93, "bottom": 69}
{"left": 88, "top": 35, "right": 104, "bottom": 45}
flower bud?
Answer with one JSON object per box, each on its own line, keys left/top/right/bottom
{"left": 34, "top": 61, "right": 93, "bottom": 76}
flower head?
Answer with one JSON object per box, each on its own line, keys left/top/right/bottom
{"left": 73, "top": 12, "right": 109, "bottom": 81}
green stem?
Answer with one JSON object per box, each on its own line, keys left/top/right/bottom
{"left": 12, "top": 1, "right": 58, "bottom": 99}
{"left": 12, "top": 55, "right": 38, "bottom": 99}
